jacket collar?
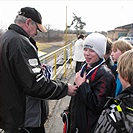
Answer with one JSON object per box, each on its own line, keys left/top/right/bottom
{"left": 120, "top": 86, "right": 133, "bottom": 95}
{"left": 80, "top": 58, "right": 105, "bottom": 78}
{"left": 8, "top": 24, "right": 38, "bottom": 50}
{"left": 8, "top": 24, "right": 29, "bottom": 38}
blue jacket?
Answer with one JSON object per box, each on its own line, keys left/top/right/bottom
{"left": 115, "top": 75, "right": 123, "bottom": 96}
{"left": 111, "top": 63, "right": 123, "bottom": 97}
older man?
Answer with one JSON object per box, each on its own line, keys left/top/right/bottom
{"left": 0, "top": 7, "right": 77, "bottom": 133}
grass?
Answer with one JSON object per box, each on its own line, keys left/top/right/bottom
{"left": 36, "top": 34, "right": 77, "bottom": 51}
{"left": 36, "top": 42, "right": 52, "bottom": 51}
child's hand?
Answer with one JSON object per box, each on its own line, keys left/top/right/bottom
{"left": 74, "top": 71, "right": 86, "bottom": 87}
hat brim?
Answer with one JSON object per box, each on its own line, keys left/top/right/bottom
{"left": 37, "top": 23, "right": 47, "bottom": 32}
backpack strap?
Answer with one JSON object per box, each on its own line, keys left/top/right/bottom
{"left": 112, "top": 94, "right": 133, "bottom": 132}
{"left": 95, "top": 94, "right": 133, "bottom": 133}
{"left": 119, "top": 94, "right": 133, "bottom": 133}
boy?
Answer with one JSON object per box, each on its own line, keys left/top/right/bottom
{"left": 104, "top": 38, "right": 114, "bottom": 69}
{"left": 94, "top": 49, "right": 133, "bottom": 133}
{"left": 111, "top": 40, "right": 133, "bottom": 96}
{"left": 68, "top": 33, "right": 116, "bottom": 133}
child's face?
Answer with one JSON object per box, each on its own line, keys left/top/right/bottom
{"left": 111, "top": 48, "right": 122, "bottom": 62}
{"left": 84, "top": 48, "right": 99, "bottom": 66}
{"left": 118, "top": 74, "right": 130, "bottom": 89}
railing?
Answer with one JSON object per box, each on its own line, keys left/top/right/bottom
{"left": 39, "top": 40, "right": 75, "bottom": 79}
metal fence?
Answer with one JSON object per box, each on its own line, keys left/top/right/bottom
{"left": 39, "top": 41, "right": 75, "bottom": 79}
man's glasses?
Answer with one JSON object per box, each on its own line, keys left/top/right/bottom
{"left": 35, "top": 23, "right": 41, "bottom": 32}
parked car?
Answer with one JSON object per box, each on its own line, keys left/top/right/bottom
{"left": 118, "top": 36, "right": 133, "bottom": 45}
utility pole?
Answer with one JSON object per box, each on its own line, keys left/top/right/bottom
{"left": 65, "top": 6, "right": 68, "bottom": 45}
{"left": 64, "top": 6, "right": 68, "bottom": 78}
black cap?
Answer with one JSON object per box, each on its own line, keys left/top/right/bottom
{"left": 18, "top": 7, "right": 47, "bottom": 32}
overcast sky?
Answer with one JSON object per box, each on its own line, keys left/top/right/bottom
{"left": 0, "top": 0, "right": 133, "bottom": 32}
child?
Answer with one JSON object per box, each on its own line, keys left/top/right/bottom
{"left": 104, "top": 38, "right": 114, "bottom": 69}
{"left": 94, "top": 49, "right": 133, "bottom": 133}
{"left": 111, "top": 40, "right": 133, "bottom": 96}
{"left": 67, "top": 33, "right": 116, "bottom": 133}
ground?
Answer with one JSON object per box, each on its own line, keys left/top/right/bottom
{"left": 36, "top": 34, "right": 77, "bottom": 51}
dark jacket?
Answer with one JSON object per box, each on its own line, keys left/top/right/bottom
{"left": 69, "top": 59, "right": 116, "bottom": 133}
{"left": 94, "top": 86, "right": 133, "bottom": 133}
{"left": 0, "top": 24, "right": 68, "bottom": 131}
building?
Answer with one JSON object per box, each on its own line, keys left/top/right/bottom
{"left": 107, "top": 23, "right": 133, "bottom": 41}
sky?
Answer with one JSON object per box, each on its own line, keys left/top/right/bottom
{"left": 0, "top": 0, "right": 133, "bottom": 32}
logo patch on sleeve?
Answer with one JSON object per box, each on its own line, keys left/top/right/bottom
{"left": 28, "top": 59, "right": 38, "bottom": 66}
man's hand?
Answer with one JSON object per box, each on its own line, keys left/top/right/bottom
{"left": 67, "top": 84, "right": 77, "bottom": 96}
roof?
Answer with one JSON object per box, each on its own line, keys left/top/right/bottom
{"left": 115, "top": 23, "right": 133, "bottom": 29}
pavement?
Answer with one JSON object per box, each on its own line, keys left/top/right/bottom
{"left": 45, "top": 65, "right": 76, "bottom": 133}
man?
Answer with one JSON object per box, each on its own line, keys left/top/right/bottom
{"left": 0, "top": 7, "right": 77, "bottom": 133}
{"left": 73, "top": 34, "right": 85, "bottom": 73}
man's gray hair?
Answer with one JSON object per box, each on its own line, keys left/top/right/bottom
{"left": 14, "top": 15, "right": 36, "bottom": 25}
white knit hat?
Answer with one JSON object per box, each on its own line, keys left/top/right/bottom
{"left": 83, "top": 33, "right": 107, "bottom": 58}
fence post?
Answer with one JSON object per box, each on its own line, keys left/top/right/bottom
{"left": 70, "top": 43, "right": 73, "bottom": 69}
{"left": 64, "top": 48, "right": 66, "bottom": 78}
{"left": 53, "top": 53, "right": 57, "bottom": 79}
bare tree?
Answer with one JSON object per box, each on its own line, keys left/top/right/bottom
{"left": 45, "top": 24, "right": 51, "bottom": 42}
{"left": 34, "top": 24, "right": 64, "bottom": 42}
{"left": 68, "top": 13, "right": 86, "bottom": 36}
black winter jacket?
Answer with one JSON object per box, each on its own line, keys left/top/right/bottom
{"left": 0, "top": 24, "right": 68, "bottom": 131}
{"left": 94, "top": 86, "right": 133, "bottom": 133}
{"left": 69, "top": 60, "right": 116, "bottom": 133}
